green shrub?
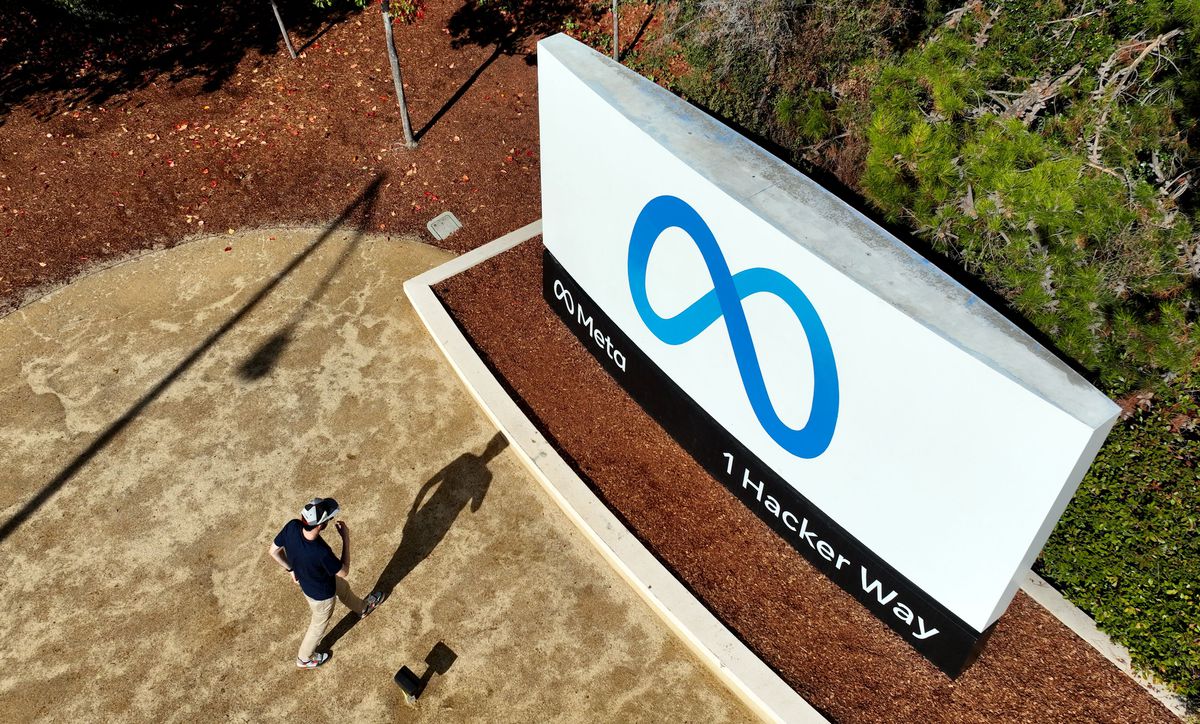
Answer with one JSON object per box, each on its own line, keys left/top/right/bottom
{"left": 1039, "top": 385, "right": 1200, "bottom": 699}
{"left": 661, "top": 1, "right": 936, "bottom": 151}
{"left": 776, "top": 89, "right": 834, "bottom": 143}
{"left": 861, "top": 0, "right": 1198, "bottom": 391}
{"left": 663, "top": 0, "right": 1200, "bottom": 700}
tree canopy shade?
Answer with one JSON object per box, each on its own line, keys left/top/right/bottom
{"left": 4, "top": 1, "right": 361, "bottom": 120}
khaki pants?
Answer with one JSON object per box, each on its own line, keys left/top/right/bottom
{"left": 297, "top": 577, "right": 365, "bottom": 661}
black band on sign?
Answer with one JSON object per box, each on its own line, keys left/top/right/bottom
{"left": 542, "top": 247, "right": 990, "bottom": 677}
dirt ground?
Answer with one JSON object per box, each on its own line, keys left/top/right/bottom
{"left": 0, "top": 226, "right": 751, "bottom": 722}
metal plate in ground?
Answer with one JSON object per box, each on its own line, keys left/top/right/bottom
{"left": 427, "top": 211, "right": 463, "bottom": 241}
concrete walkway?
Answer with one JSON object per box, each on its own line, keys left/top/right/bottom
{"left": 0, "top": 225, "right": 751, "bottom": 722}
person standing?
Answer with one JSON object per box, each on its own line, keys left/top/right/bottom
{"left": 268, "top": 497, "right": 383, "bottom": 668}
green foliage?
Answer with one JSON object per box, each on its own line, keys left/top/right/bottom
{"left": 677, "top": 48, "right": 775, "bottom": 139}
{"left": 1039, "top": 386, "right": 1200, "bottom": 698}
{"left": 661, "top": 1, "right": 933, "bottom": 152}
{"left": 861, "top": 0, "right": 1199, "bottom": 390}
{"left": 311, "top": 0, "right": 424, "bottom": 22}
{"left": 776, "top": 89, "right": 834, "bottom": 144}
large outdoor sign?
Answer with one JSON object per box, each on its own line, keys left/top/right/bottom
{"left": 536, "top": 34, "right": 1119, "bottom": 676}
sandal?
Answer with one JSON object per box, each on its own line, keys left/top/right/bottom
{"left": 361, "top": 591, "right": 384, "bottom": 617}
{"left": 296, "top": 652, "right": 330, "bottom": 669}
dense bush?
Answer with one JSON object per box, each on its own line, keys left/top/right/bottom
{"left": 1040, "top": 385, "right": 1200, "bottom": 699}
{"left": 664, "top": 1, "right": 937, "bottom": 151}
{"left": 862, "top": 1, "right": 1200, "bottom": 700}
{"left": 862, "top": 0, "right": 1199, "bottom": 391}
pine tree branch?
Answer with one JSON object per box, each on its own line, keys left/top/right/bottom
{"left": 1088, "top": 28, "right": 1183, "bottom": 164}
{"left": 943, "top": 0, "right": 982, "bottom": 31}
{"left": 996, "top": 63, "right": 1082, "bottom": 127}
{"left": 1045, "top": 9, "right": 1103, "bottom": 25}
{"left": 973, "top": 7, "right": 1000, "bottom": 49}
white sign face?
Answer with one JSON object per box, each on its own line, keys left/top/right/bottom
{"left": 537, "top": 35, "right": 1118, "bottom": 663}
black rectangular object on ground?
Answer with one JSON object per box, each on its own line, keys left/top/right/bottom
{"left": 394, "top": 665, "right": 420, "bottom": 696}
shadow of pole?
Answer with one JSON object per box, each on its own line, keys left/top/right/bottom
{"left": 618, "top": 1, "right": 658, "bottom": 63}
{"left": 236, "top": 193, "right": 374, "bottom": 381}
{"left": 318, "top": 433, "right": 508, "bottom": 653}
{"left": 414, "top": 47, "right": 503, "bottom": 142}
{"left": 295, "top": 17, "right": 339, "bottom": 56}
{"left": 0, "top": 175, "right": 385, "bottom": 545}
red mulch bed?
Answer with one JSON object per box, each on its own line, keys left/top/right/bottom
{"left": 434, "top": 240, "right": 1176, "bottom": 723}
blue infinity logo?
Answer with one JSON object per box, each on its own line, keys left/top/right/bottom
{"left": 627, "top": 195, "right": 839, "bottom": 458}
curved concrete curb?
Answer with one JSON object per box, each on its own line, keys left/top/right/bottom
{"left": 403, "top": 220, "right": 827, "bottom": 724}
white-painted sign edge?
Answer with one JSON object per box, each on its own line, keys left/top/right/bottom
{"left": 985, "top": 416, "right": 1119, "bottom": 625}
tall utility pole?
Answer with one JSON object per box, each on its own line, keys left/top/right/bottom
{"left": 382, "top": 1, "right": 417, "bottom": 149}
{"left": 268, "top": 0, "right": 298, "bottom": 59}
{"left": 612, "top": 0, "right": 619, "bottom": 60}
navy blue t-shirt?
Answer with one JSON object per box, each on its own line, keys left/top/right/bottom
{"left": 274, "top": 519, "right": 342, "bottom": 600}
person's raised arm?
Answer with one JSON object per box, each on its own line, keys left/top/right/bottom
{"left": 335, "top": 521, "right": 351, "bottom": 578}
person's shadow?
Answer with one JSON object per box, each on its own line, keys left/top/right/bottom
{"left": 318, "top": 433, "right": 507, "bottom": 652}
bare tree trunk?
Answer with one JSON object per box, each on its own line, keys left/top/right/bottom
{"left": 269, "top": 0, "right": 298, "bottom": 60}
{"left": 612, "top": 0, "right": 619, "bottom": 60}
{"left": 382, "top": 3, "right": 417, "bottom": 149}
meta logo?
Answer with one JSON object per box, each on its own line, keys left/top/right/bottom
{"left": 627, "top": 195, "right": 839, "bottom": 458}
